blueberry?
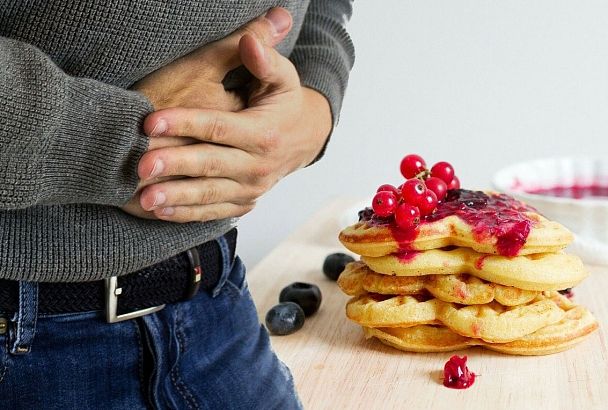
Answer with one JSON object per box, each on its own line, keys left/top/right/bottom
{"left": 265, "top": 302, "right": 305, "bottom": 335}
{"left": 323, "top": 252, "right": 355, "bottom": 281}
{"left": 279, "top": 282, "right": 322, "bottom": 316}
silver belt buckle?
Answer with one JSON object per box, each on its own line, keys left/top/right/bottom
{"left": 104, "top": 276, "right": 165, "bottom": 323}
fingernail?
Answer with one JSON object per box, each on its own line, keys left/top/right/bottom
{"left": 265, "top": 8, "right": 290, "bottom": 34}
{"left": 152, "top": 191, "right": 166, "bottom": 207}
{"left": 149, "top": 159, "right": 164, "bottom": 178}
{"left": 161, "top": 207, "right": 174, "bottom": 216}
{"left": 150, "top": 119, "right": 167, "bottom": 137}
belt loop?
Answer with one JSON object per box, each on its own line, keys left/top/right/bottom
{"left": 211, "top": 235, "right": 233, "bottom": 298}
{"left": 9, "top": 281, "right": 39, "bottom": 355}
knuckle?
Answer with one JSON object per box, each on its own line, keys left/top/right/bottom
{"left": 198, "top": 184, "right": 221, "bottom": 204}
{"left": 205, "top": 113, "right": 226, "bottom": 143}
{"left": 256, "top": 127, "right": 280, "bottom": 154}
{"left": 198, "top": 156, "right": 223, "bottom": 177}
{"left": 241, "top": 21, "right": 270, "bottom": 41}
{"left": 250, "top": 164, "right": 273, "bottom": 180}
{"left": 172, "top": 187, "right": 191, "bottom": 205}
{"left": 178, "top": 114, "right": 197, "bottom": 137}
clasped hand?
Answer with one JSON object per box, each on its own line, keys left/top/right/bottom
{"left": 122, "top": 8, "right": 332, "bottom": 222}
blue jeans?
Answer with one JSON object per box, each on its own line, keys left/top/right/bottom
{"left": 0, "top": 236, "right": 302, "bottom": 410}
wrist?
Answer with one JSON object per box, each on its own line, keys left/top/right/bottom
{"left": 301, "top": 86, "right": 333, "bottom": 164}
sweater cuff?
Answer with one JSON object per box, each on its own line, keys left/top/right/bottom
{"left": 39, "top": 79, "right": 153, "bottom": 207}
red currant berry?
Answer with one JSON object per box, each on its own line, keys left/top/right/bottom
{"left": 431, "top": 161, "right": 455, "bottom": 184}
{"left": 447, "top": 175, "right": 461, "bottom": 190}
{"left": 372, "top": 191, "right": 398, "bottom": 217}
{"left": 400, "top": 154, "right": 427, "bottom": 179}
{"left": 376, "top": 184, "right": 399, "bottom": 196}
{"left": 425, "top": 177, "right": 448, "bottom": 201}
{"left": 400, "top": 179, "right": 426, "bottom": 205}
{"left": 394, "top": 203, "right": 421, "bottom": 229}
{"left": 417, "top": 190, "right": 438, "bottom": 217}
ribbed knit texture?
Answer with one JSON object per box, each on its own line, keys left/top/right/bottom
{"left": 0, "top": 0, "right": 354, "bottom": 282}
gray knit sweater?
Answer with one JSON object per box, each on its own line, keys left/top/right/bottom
{"left": 0, "top": 0, "right": 354, "bottom": 282}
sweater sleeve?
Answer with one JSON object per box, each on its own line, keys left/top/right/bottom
{"left": 0, "top": 36, "right": 153, "bottom": 210}
{"left": 289, "top": 0, "right": 355, "bottom": 165}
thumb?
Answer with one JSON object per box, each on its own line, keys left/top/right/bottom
{"left": 203, "top": 8, "right": 293, "bottom": 78}
{"left": 238, "top": 33, "right": 300, "bottom": 90}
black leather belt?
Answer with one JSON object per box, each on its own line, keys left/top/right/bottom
{"left": 0, "top": 228, "right": 237, "bottom": 323}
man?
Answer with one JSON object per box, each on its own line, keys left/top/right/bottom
{"left": 0, "top": 1, "right": 354, "bottom": 408}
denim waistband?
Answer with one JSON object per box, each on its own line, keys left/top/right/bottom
{"left": 2, "top": 231, "right": 238, "bottom": 356}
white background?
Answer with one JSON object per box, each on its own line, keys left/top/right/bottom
{"left": 237, "top": 0, "right": 608, "bottom": 266}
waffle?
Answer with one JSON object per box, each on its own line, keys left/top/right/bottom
{"left": 346, "top": 292, "right": 568, "bottom": 343}
{"left": 362, "top": 304, "right": 598, "bottom": 355}
{"left": 361, "top": 248, "right": 587, "bottom": 291}
{"left": 338, "top": 261, "right": 539, "bottom": 305}
{"left": 339, "top": 213, "right": 572, "bottom": 257}
{"left": 336, "top": 189, "right": 596, "bottom": 356}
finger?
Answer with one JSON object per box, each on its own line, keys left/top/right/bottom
{"left": 139, "top": 177, "right": 255, "bottom": 211}
{"left": 143, "top": 108, "right": 273, "bottom": 155}
{"left": 147, "top": 135, "right": 199, "bottom": 151}
{"left": 238, "top": 33, "right": 300, "bottom": 90}
{"left": 184, "top": 86, "right": 245, "bottom": 112}
{"left": 153, "top": 202, "right": 256, "bottom": 223}
{"left": 204, "top": 8, "right": 293, "bottom": 78}
{"left": 137, "top": 143, "right": 259, "bottom": 181}
{"left": 121, "top": 193, "right": 158, "bottom": 220}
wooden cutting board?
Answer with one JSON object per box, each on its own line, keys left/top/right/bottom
{"left": 247, "top": 199, "right": 607, "bottom": 410}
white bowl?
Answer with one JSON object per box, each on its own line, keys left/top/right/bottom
{"left": 493, "top": 157, "right": 608, "bottom": 265}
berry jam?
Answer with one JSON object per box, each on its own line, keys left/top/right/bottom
{"left": 360, "top": 190, "right": 536, "bottom": 257}
{"left": 443, "top": 355, "right": 476, "bottom": 389}
{"left": 396, "top": 250, "right": 421, "bottom": 263}
{"left": 526, "top": 184, "right": 608, "bottom": 199}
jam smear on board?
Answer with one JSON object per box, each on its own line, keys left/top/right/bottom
{"left": 360, "top": 189, "right": 536, "bottom": 257}
{"left": 443, "top": 355, "right": 476, "bottom": 389}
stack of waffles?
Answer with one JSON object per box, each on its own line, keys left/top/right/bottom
{"left": 337, "top": 190, "right": 598, "bottom": 355}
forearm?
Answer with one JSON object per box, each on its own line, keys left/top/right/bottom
{"left": 0, "top": 36, "right": 152, "bottom": 210}
{"left": 289, "top": 0, "right": 355, "bottom": 164}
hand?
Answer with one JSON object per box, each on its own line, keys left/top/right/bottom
{"left": 131, "top": 7, "right": 292, "bottom": 113}
{"left": 134, "top": 33, "right": 332, "bottom": 223}
{"left": 121, "top": 8, "right": 294, "bottom": 220}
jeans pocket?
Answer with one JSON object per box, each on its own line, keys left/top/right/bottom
{"left": 0, "top": 317, "right": 8, "bottom": 385}
{"left": 223, "top": 256, "right": 248, "bottom": 298}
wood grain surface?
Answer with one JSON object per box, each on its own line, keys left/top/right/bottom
{"left": 247, "top": 199, "right": 608, "bottom": 410}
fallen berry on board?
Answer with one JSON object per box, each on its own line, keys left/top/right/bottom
{"left": 443, "top": 355, "right": 476, "bottom": 389}
{"left": 279, "top": 282, "right": 322, "bottom": 316}
{"left": 323, "top": 253, "right": 355, "bottom": 281}
{"left": 265, "top": 302, "right": 305, "bottom": 336}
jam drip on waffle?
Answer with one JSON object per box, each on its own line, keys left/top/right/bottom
{"left": 359, "top": 189, "right": 537, "bottom": 257}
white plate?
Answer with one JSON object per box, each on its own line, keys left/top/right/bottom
{"left": 493, "top": 157, "right": 608, "bottom": 266}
